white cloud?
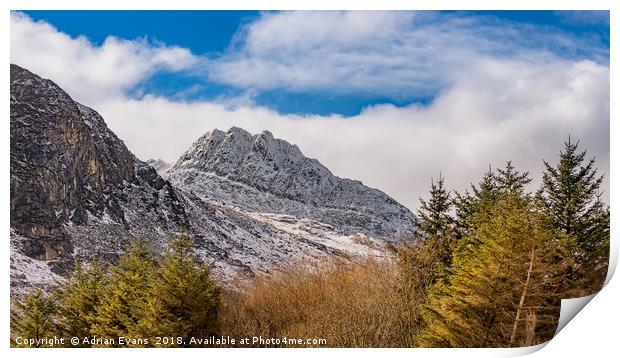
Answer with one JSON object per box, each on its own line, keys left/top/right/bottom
{"left": 97, "top": 58, "right": 609, "bottom": 209}
{"left": 10, "top": 12, "right": 198, "bottom": 104}
{"left": 208, "top": 11, "right": 609, "bottom": 97}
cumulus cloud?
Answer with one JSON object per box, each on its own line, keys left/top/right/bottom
{"left": 98, "top": 58, "right": 609, "bottom": 209}
{"left": 208, "top": 11, "right": 609, "bottom": 97}
{"left": 10, "top": 12, "right": 198, "bottom": 104}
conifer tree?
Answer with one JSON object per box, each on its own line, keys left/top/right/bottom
{"left": 453, "top": 165, "right": 498, "bottom": 240}
{"left": 56, "top": 259, "right": 107, "bottom": 346}
{"left": 541, "top": 137, "right": 609, "bottom": 293}
{"left": 418, "top": 193, "right": 572, "bottom": 347}
{"left": 584, "top": 204, "right": 611, "bottom": 288}
{"left": 417, "top": 173, "right": 454, "bottom": 265}
{"left": 496, "top": 161, "right": 531, "bottom": 195}
{"left": 92, "top": 237, "right": 156, "bottom": 345}
{"left": 137, "top": 234, "right": 221, "bottom": 346}
{"left": 472, "top": 165, "right": 500, "bottom": 208}
{"left": 11, "top": 289, "right": 59, "bottom": 347}
{"left": 541, "top": 137, "right": 605, "bottom": 242}
{"left": 454, "top": 162, "right": 530, "bottom": 240}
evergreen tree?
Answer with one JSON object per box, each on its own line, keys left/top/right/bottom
{"left": 541, "top": 137, "right": 605, "bottom": 247}
{"left": 418, "top": 194, "right": 573, "bottom": 347}
{"left": 11, "top": 289, "right": 59, "bottom": 347}
{"left": 11, "top": 235, "right": 224, "bottom": 348}
{"left": 541, "top": 137, "right": 609, "bottom": 293}
{"left": 418, "top": 173, "right": 453, "bottom": 238}
{"left": 472, "top": 165, "right": 500, "bottom": 208}
{"left": 453, "top": 165, "right": 498, "bottom": 240}
{"left": 417, "top": 173, "right": 454, "bottom": 265}
{"left": 92, "top": 237, "right": 156, "bottom": 345}
{"left": 454, "top": 162, "right": 530, "bottom": 240}
{"left": 56, "top": 259, "right": 107, "bottom": 346}
{"left": 137, "top": 234, "right": 221, "bottom": 346}
{"left": 585, "top": 204, "right": 611, "bottom": 288}
{"left": 496, "top": 161, "right": 531, "bottom": 195}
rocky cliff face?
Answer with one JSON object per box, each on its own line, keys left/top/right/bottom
{"left": 10, "top": 64, "right": 389, "bottom": 294}
{"left": 11, "top": 64, "right": 137, "bottom": 271}
{"left": 166, "top": 127, "right": 417, "bottom": 240}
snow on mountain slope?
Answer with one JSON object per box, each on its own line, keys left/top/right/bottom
{"left": 11, "top": 230, "right": 65, "bottom": 296}
{"left": 246, "top": 211, "right": 387, "bottom": 258}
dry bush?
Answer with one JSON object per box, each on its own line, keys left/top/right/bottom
{"left": 219, "top": 243, "right": 442, "bottom": 348}
{"left": 219, "top": 259, "right": 403, "bottom": 347}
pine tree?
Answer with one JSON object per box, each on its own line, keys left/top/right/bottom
{"left": 472, "top": 165, "right": 500, "bottom": 208}
{"left": 418, "top": 193, "right": 572, "bottom": 347}
{"left": 91, "top": 237, "right": 156, "bottom": 346}
{"left": 56, "top": 259, "right": 107, "bottom": 346}
{"left": 454, "top": 162, "right": 530, "bottom": 240}
{"left": 11, "top": 289, "right": 59, "bottom": 347}
{"left": 584, "top": 204, "right": 610, "bottom": 288}
{"left": 417, "top": 173, "right": 454, "bottom": 265}
{"left": 10, "top": 235, "right": 223, "bottom": 348}
{"left": 496, "top": 161, "right": 531, "bottom": 195}
{"left": 137, "top": 234, "right": 221, "bottom": 346}
{"left": 541, "top": 137, "right": 605, "bottom": 246}
{"left": 541, "top": 137, "right": 609, "bottom": 294}
{"left": 453, "top": 165, "right": 499, "bottom": 240}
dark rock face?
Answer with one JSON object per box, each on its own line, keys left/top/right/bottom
{"left": 11, "top": 65, "right": 136, "bottom": 231}
{"left": 11, "top": 64, "right": 137, "bottom": 270}
{"left": 166, "top": 127, "right": 417, "bottom": 240}
{"left": 10, "top": 64, "right": 390, "bottom": 293}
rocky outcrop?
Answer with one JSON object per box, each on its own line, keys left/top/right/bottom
{"left": 11, "top": 64, "right": 137, "bottom": 273}
{"left": 166, "top": 127, "right": 417, "bottom": 240}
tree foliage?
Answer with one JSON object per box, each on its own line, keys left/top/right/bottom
{"left": 56, "top": 259, "right": 107, "bottom": 346}
{"left": 418, "top": 193, "right": 573, "bottom": 347}
{"left": 137, "top": 234, "right": 221, "bottom": 345}
{"left": 540, "top": 137, "right": 609, "bottom": 294}
{"left": 91, "top": 237, "right": 156, "bottom": 346}
{"left": 11, "top": 235, "right": 221, "bottom": 347}
{"left": 453, "top": 165, "right": 498, "bottom": 239}
{"left": 11, "top": 289, "right": 59, "bottom": 347}
{"left": 392, "top": 239, "right": 445, "bottom": 346}
{"left": 417, "top": 173, "right": 455, "bottom": 265}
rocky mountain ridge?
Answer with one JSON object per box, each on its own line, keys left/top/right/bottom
{"left": 166, "top": 127, "right": 416, "bottom": 240}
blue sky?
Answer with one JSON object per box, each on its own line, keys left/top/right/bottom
{"left": 20, "top": 10, "right": 610, "bottom": 116}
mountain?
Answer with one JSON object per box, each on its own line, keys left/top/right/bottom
{"left": 10, "top": 64, "right": 390, "bottom": 294}
{"left": 166, "top": 127, "right": 417, "bottom": 240}
{"left": 146, "top": 158, "right": 172, "bottom": 174}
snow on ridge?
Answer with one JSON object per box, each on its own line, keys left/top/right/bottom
{"left": 167, "top": 126, "right": 417, "bottom": 241}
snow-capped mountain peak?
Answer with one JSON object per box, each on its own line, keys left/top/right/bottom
{"left": 167, "top": 127, "right": 417, "bottom": 240}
